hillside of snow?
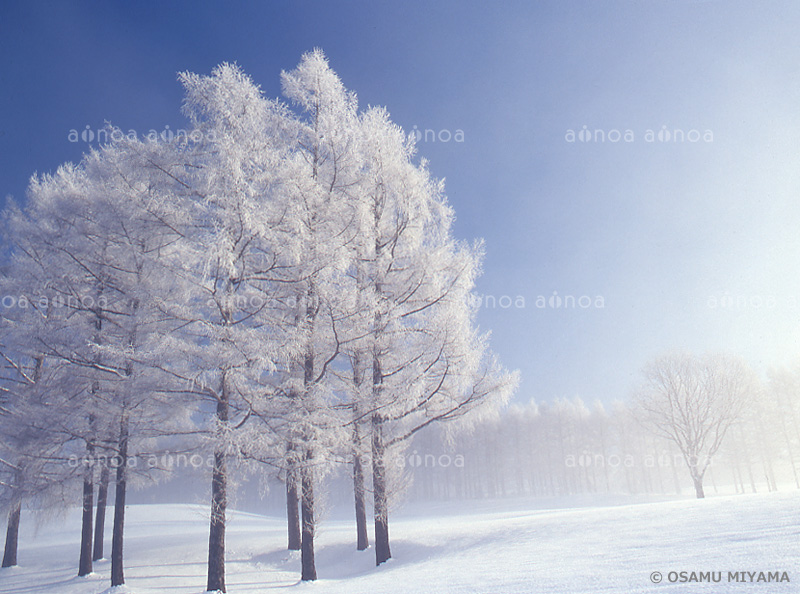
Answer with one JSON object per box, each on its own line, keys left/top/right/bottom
{"left": 1, "top": 492, "right": 798, "bottom": 594}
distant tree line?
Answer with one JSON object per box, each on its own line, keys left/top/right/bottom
{"left": 405, "top": 359, "right": 800, "bottom": 501}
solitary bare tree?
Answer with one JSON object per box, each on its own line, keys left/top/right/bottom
{"left": 634, "top": 353, "right": 756, "bottom": 498}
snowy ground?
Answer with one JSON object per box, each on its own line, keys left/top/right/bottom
{"left": 0, "top": 492, "right": 798, "bottom": 594}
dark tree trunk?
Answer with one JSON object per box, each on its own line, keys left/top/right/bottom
{"left": 2, "top": 502, "right": 21, "bottom": 568}
{"left": 93, "top": 465, "right": 109, "bottom": 561}
{"left": 353, "top": 422, "right": 369, "bottom": 551}
{"left": 78, "top": 467, "right": 95, "bottom": 576}
{"left": 351, "top": 354, "right": 369, "bottom": 552}
{"left": 372, "top": 414, "right": 391, "bottom": 566}
{"left": 285, "top": 450, "right": 301, "bottom": 551}
{"left": 300, "top": 454, "right": 317, "bottom": 581}
{"left": 207, "top": 381, "right": 229, "bottom": 594}
{"left": 207, "top": 450, "right": 227, "bottom": 592}
{"left": 111, "top": 417, "right": 128, "bottom": 587}
{"left": 80, "top": 306, "right": 102, "bottom": 577}
{"left": 371, "top": 343, "right": 391, "bottom": 566}
{"left": 299, "top": 306, "right": 317, "bottom": 582}
{"left": 692, "top": 475, "right": 705, "bottom": 499}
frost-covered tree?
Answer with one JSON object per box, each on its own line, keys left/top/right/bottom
{"left": 0, "top": 238, "right": 91, "bottom": 569}
{"left": 634, "top": 353, "right": 757, "bottom": 498}
{"left": 0, "top": 167, "right": 122, "bottom": 577}
{"left": 349, "top": 103, "right": 517, "bottom": 565}
{"left": 766, "top": 367, "right": 800, "bottom": 488}
{"left": 277, "top": 50, "right": 362, "bottom": 581}
{"left": 0, "top": 319, "right": 54, "bottom": 569}
{"left": 77, "top": 137, "right": 197, "bottom": 587}
{"left": 0, "top": 132, "right": 196, "bottom": 585}
{"left": 0, "top": 51, "right": 518, "bottom": 587}
{"left": 145, "top": 63, "right": 304, "bottom": 592}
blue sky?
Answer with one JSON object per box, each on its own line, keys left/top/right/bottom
{"left": 3, "top": 0, "right": 800, "bottom": 404}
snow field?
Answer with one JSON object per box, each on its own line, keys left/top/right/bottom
{"left": 0, "top": 491, "right": 797, "bottom": 594}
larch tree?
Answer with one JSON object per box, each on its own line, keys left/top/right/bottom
{"left": 352, "top": 104, "right": 518, "bottom": 566}
{"left": 77, "top": 137, "right": 196, "bottom": 587}
{"left": 0, "top": 216, "right": 91, "bottom": 569}
{"left": 3, "top": 163, "right": 124, "bottom": 578}
{"left": 0, "top": 51, "right": 519, "bottom": 587}
{"left": 1, "top": 146, "right": 186, "bottom": 585}
{"left": 149, "top": 63, "right": 302, "bottom": 593}
{"left": 278, "top": 48, "right": 361, "bottom": 580}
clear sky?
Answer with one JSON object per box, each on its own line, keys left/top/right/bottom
{"left": 2, "top": 0, "right": 800, "bottom": 404}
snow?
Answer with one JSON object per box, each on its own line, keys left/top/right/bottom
{"left": 1, "top": 492, "right": 798, "bottom": 594}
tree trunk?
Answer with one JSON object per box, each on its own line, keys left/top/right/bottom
{"left": 93, "top": 465, "right": 109, "bottom": 561}
{"left": 351, "top": 355, "right": 369, "bottom": 552}
{"left": 353, "top": 439, "right": 369, "bottom": 551}
{"left": 779, "top": 420, "right": 800, "bottom": 489}
{"left": 738, "top": 426, "right": 758, "bottom": 493}
{"left": 298, "top": 299, "right": 317, "bottom": 582}
{"left": 708, "top": 466, "right": 719, "bottom": 494}
{"left": 207, "top": 381, "right": 229, "bottom": 594}
{"left": 81, "top": 306, "right": 101, "bottom": 577}
{"left": 692, "top": 475, "right": 705, "bottom": 499}
{"left": 285, "top": 456, "right": 301, "bottom": 551}
{"left": 2, "top": 502, "right": 21, "bottom": 568}
{"left": 300, "top": 453, "right": 317, "bottom": 581}
{"left": 372, "top": 414, "right": 391, "bottom": 566}
{"left": 78, "top": 468, "right": 95, "bottom": 576}
{"left": 111, "top": 417, "right": 128, "bottom": 587}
